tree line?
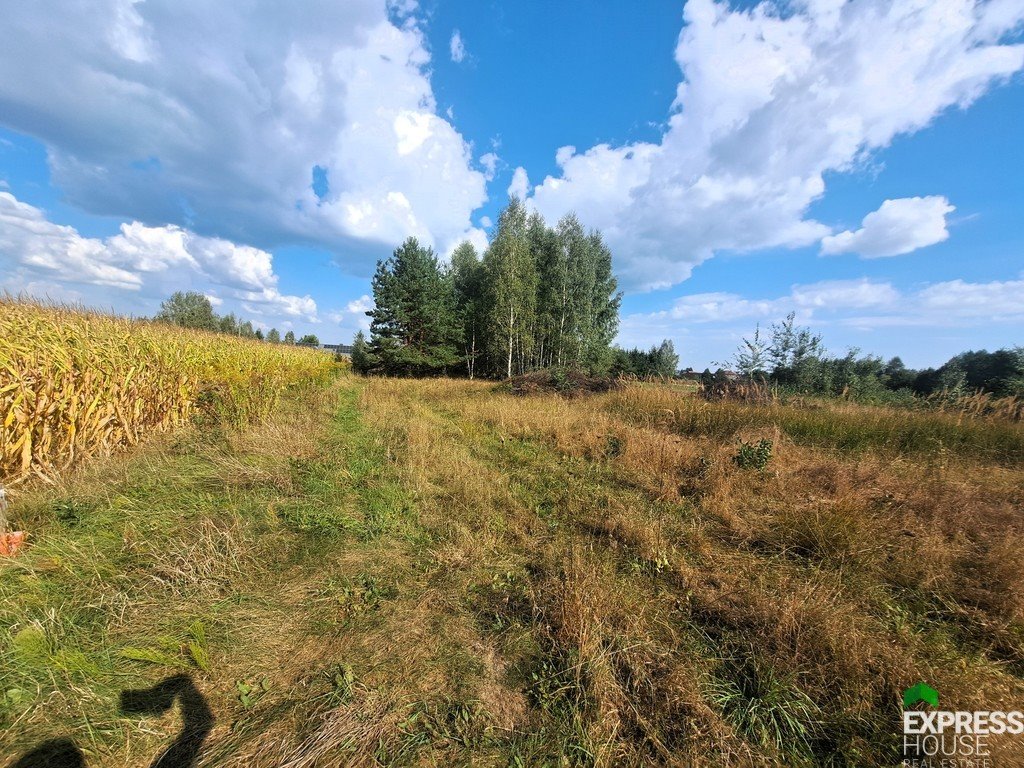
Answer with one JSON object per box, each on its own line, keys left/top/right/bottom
{"left": 153, "top": 291, "right": 318, "bottom": 345}
{"left": 728, "top": 312, "right": 1024, "bottom": 399}
{"left": 353, "top": 200, "right": 626, "bottom": 378}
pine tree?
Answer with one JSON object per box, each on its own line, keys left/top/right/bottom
{"left": 367, "top": 237, "right": 462, "bottom": 376}
{"left": 351, "top": 330, "right": 376, "bottom": 374}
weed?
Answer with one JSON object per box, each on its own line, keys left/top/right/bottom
{"left": 236, "top": 677, "right": 271, "bottom": 708}
{"left": 733, "top": 438, "right": 773, "bottom": 470}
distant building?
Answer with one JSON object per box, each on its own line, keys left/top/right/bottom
{"left": 321, "top": 343, "right": 353, "bottom": 356}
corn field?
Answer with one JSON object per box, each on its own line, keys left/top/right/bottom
{"left": 0, "top": 298, "right": 335, "bottom": 487}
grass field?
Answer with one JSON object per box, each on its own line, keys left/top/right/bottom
{"left": 2, "top": 372, "right": 1023, "bottom": 766}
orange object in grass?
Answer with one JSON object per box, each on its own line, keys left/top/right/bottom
{"left": 0, "top": 532, "right": 26, "bottom": 557}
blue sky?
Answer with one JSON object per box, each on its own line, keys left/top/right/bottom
{"left": 0, "top": 0, "right": 1022, "bottom": 368}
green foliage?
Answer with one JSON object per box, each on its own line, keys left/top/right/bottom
{"left": 732, "top": 324, "right": 769, "bottom": 378}
{"left": 155, "top": 291, "right": 219, "bottom": 331}
{"left": 350, "top": 330, "right": 375, "bottom": 374}
{"left": 266, "top": 327, "right": 281, "bottom": 343}
{"left": 236, "top": 676, "right": 271, "bottom": 708}
{"left": 298, "top": 334, "right": 320, "bottom": 346}
{"left": 451, "top": 240, "right": 486, "bottom": 378}
{"left": 52, "top": 499, "right": 91, "bottom": 526}
{"left": 155, "top": 291, "right": 273, "bottom": 344}
{"left": 367, "top": 236, "right": 463, "bottom": 376}
{"left": 612, "top": 339, "right": 679, "bottom": 378}
{"left": 735, "top": 312, "right": 1024, "bottom": 404}
{"left": 733, "top": 438, "right": 773, "bottom": 470}
{"left": 364, "top": 202, "right": 621, "bottom": 380}
{"left": 284, "top": 330, "right": 295, "bottom": 344}
{"left": 323, "top": 662, "right": 357, "bottom": 704}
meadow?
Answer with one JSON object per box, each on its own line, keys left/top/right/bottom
{"left": 2, "top": 360, "right": 1023, "bottom": 765}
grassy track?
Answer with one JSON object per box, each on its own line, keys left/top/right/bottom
{"left": 3, "top": 374, "right": 1023, "bottom": 766}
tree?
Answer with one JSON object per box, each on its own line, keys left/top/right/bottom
{"left": 266, "top": 328, "right": 281, "bottom": 343}
{"left": 611, "top": 340, "right": 678, "bottom": 378}
{"left": 732, "top": 325, "right": 768, "bottom": 378}
{"left": 768, "top": 312, "right": 823, "bottom": 388}
{"left": 367, "top": 237, "right": 462, "bottom": 376}
{"left": 484, "top": 199, "right": 536, "bottom": 378}
{"left": 254, "top": 329, "right": 264, "bottom": 341}
{"left": 239, "top": 320, "right": 255, "bottom": 338}
{"left": 155, "top": 291, "right": 218, "bottom": 331}
{"left": 284, "top": 330, "right": 295, "bottom": 344}
{"left": 653, "top": 339, "right": 679, "bottom": 378}
{"left": 451, "top": 240, "right": 486, "bottom": 379}
{"left": 351, "top": 330, "right": 376, "bottom": 374}
{"left": 298, "top": 334, "right": 320, "bottom": 346}
{"left": 219, "top": 313, "right": 239, "bottom": 335}
{"left": 582, "top": 230, "right": 621, "bottom": 373}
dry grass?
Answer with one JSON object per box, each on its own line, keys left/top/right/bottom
{"left": 3, "top": 373, "right": 1023, "bottom": 766}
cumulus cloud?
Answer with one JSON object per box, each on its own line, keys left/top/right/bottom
{"left": 479, "top": 152, "right": 500, "bottom": 181}
{"left": 0, "top": 0, "right": 486, "bottom": 270}
{"left": 821, "top": 196, "right": 956, "bottom": 258}
{"left": 0, "top": 191, "right": 316, "bottom": 320}
{"left": 508, "top": 167, "right": 531, "bottom": 201}
{"left": 450, "top": 29, "right": 467, "bottom": 63}
{"left": 327, "top": 294, "right": 373, "bottom": 336}
{"left": 524, "top": 0, "right": 1024, "bottom": 289}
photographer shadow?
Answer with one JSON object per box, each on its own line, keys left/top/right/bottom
{"left": 12, "top": 674, "right": 213, "bottom": 768}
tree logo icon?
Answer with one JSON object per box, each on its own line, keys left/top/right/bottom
{"left": 903, "top": 682, "right": 939, "bottom": 709}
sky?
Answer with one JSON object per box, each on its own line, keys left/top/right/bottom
{"left": 0, "top": 0, "right": 1022, "bottom": 369}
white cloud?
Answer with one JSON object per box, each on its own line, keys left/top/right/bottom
{"left": 821, "top": 196, "right": 956, "bottom": 258}
{"left": 508, "top": 167, "right": 531, "bottom": 201}
{"left": 479, "top": 152, "right": 500, "bottom": 181}
{"left": 524, "top": 0, "right": 1024, "bottom": 290}
{"left": 0, "top": 0, "right": 486, "bottom": 270}
{"left": 625, "top": 276, "right": 1024, "bottom": 337}
{"left": 0, "top": 191, "right": 317, "bottom": 321}
{"left": 450, "top": 29, "right": 467, "bottom": 63}
{"left": 914, "top": 278, "right": 1024, "bottom": 321}
{"left": 327, "top": 293, "right": 373, "bottom": 338}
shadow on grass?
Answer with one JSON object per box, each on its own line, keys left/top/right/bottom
{"left": 12, "top": 674, "right": 213, "bottom": 768}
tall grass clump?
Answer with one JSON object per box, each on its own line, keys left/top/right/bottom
{"left": 0, "top": 298, "right": 335, "bottom": 485}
